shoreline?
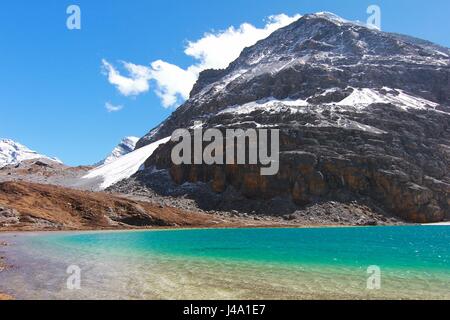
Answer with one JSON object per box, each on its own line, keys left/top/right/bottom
{"left": 0, "top": 241, "right": 14, "bottom": 300}
{"left": 0, "top": 224, "right": 338, "bottom": 236}
{"left": 2, "top": 221, "right": 449, "bottom": 237}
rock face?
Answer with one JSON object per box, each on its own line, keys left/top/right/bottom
{"left": 135, "top": 13, "right": 450, "bottom": 223}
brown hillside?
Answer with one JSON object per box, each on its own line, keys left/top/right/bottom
{"left": 0, "top": 181, "right": 269, "bottom": 231}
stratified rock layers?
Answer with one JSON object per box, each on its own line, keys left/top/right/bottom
{"left": 147, "top": 104, "right": 449, "bottom": 223}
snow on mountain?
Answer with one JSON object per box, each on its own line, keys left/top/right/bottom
{"left": 0, "top": 139, "right": 61, "bottom": 168}
{"left": 218, "top": 97, "right": 309, "bottom": 115}
{"left": 218, "top": 87, "right": 441, "bottom": 117}
{"left": 311, "top": 11, "right": 352, "bottom": 26}
{"left": 97, "top": 136, "right": 139, "bottom": 166}
{"left": 335, "top": 88, "right": 440, "bottom": 110}
{"left": 79, "top": 137, "right": 170, "bottom": 190}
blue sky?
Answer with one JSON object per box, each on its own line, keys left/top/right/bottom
{"left": 1, "top": 0, "right": 449, "bottom": 166}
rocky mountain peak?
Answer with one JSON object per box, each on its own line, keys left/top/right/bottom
{"left": 131, "top": 12, "right": 450, "bottom": 223}
{"left": 189, "top": 12, "right": 449, "bottom": 102}
{"left": 138, "top": 12, "right": 449, "bottom": 148}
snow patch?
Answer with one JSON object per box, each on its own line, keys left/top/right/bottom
{"left": 312, "top": 12, "right": 351, "bottom": 26}
{"left": 336, "top": 118, "right": 387, "bottom": 134}
{"left": 336, "top": 88, "right": 439, "bottom": 110}
{"left": 81, "top": 137, "right": 171, "bottom": 190}
{"left": 219, "top": 97, "right": 309, "bottom": 115}
{"left": 217, "top": 88, "right": 442, "bottom": 120}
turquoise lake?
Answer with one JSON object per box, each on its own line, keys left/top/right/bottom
{"left": 0, "top": 226, "right": 449, "bottom": 299}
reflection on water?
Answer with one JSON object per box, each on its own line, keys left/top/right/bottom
{"left": 0, "top": 227, "right": 449, "bottom": 300}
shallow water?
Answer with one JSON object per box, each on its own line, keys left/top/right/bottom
{"left": 0, "top": 226, "right": 449, "bottom": 299}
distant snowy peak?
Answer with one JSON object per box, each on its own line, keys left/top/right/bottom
{"left": 0, "top": 139, "right": 61, "bottom": 168}
{"left": 98, "top": 136, "right": 139, "bottom": 166}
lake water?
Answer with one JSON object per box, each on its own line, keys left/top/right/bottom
{"left": 0, "top": 226, "right": 449, "bottom": 299}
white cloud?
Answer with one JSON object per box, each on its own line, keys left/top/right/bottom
{"left": 150, "top": 60, "right": 198, "bottom": 107}
{"left": 184, "top": 14, "right": 301, "bottom": 71}
{"left": 105, "top": 102, "right": 124, "bottom": 112}
{"left": 102, "top": 13, "right": 301, "bottom": 108}
{"left": 102, "top": 59, "right": 151, "bottom": 96}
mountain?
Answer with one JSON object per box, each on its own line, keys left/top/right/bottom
{"left": 0, "top": 139, "right": 61, "bottom": 168}
{"left": 97, "top": 136, "right": 139, "bottom": 166}
{"left": 125, "top": 13, "right": 449, "bottom": 223}
{"left": 136, "top": 12, "right": 450, "bottom": 147}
